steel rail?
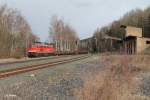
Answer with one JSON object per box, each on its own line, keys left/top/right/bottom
{"left": 0, "top": 55, "right": 90, "bottom": 79}
{"left": 0, "top": 55, "right": 71, "bottom": 66}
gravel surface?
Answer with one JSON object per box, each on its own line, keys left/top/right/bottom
{"left": 140, "top": 74, "right": 150, "bottom": 97}
{"left": 0, "top": 55, "right": 103, "bottom": 100}
{"left": 0, "top": 56, "right": 57, "bottom": 64}
{"left": 0, "top": 55, "right": 82, "bottom": 72}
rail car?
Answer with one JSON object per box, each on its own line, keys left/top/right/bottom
{"left": 27, "top": 42, "right": 88, "bottom": 57}
{"left": 28, "top": 42, "right": 55, "bottom": 57}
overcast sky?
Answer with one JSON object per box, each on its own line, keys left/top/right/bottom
{"left": 0, "top": 0, "right": 150, "bottom": 41}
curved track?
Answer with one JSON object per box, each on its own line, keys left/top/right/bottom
{"left": 0, "top": 55, "right": 90, "bottom": 79}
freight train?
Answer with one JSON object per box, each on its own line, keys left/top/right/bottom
{"left": 27, "top": 42, "right": 55, "bottom": 57}
{"left": 27, "top": 42, "right": 88, "bottom": 57}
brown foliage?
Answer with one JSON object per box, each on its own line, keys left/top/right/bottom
{"left": 94, "top": 6, "right": 150, "bottom": 53}
{"left": 74, "top": 55, "right": 150, "bottom": 100}
{"left": 0, "top": 5, "right": 37, "bottom": 58}
{"left": 49, "top": 16, "right": 78, "bottom": 52}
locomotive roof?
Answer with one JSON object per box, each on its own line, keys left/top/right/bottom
{"left": 34, "top": 42, "right": 54, "bottom": 45}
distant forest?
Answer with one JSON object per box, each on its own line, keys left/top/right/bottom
{"left": 94, "top": 6, "right": 150, "bottom": 38}
{"left": 93, "top": 6, "right": 150, "bottom": 52}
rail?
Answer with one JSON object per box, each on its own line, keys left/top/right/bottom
{"left": 0, "top": 55, "right": 90, "bottom": 79}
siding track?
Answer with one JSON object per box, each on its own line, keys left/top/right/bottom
{"left": 0, "top": 55, "right": 90, "bottom": 79}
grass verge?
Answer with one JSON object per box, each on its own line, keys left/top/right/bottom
{"left": 74, "top": 55, "right": 150, "bottom": 100}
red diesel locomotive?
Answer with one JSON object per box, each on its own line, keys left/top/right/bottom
{"left": 28, "top": 42, "right": 55, "bottom": 57}
{"left": 27, "top": 41, "right": 88, "bottom": 57}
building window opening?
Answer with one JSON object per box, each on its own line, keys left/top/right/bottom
{"left": 146, "top": 41, "right": 150, "bottom": 44}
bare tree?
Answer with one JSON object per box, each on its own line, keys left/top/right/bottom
{"left": 0, "top": 5, "right": 37, "bottom": 58}
{"left": 49, "top": 16, "right": 78, "bottom": 53}
{"left": 93, "top": 6, "right": 150, "bottom": 53}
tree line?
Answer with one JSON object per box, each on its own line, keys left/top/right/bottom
{"left": 93, "top": 6, "right": 150, "bottom": 52}
{"left": 49, "top": 16, "right": 78, "bottom": 53}
{"left": 0, "top": 5, "right": 37, "bottom": 58}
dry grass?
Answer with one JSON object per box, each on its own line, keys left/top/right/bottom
{"left": 1, "top": 54, "right": 150, "bottom": 100}
{"left": 74, "top": 55, "right": 150, "bottom": 100}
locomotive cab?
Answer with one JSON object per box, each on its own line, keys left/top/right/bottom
{"left": 28, "top": 42, "right": 55, "bottom": 57}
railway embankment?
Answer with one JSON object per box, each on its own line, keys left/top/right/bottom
{"left": 0, "top": 55, "right": 67, "bottom": 64}
{"left": 0, "top": 54, "right": 150, "bottom": 100}
{"left": 0, "top": 55, "right": 81, "bottom": 72}
{"left": 0, "top": 55, "right": 101, "bottom": 100}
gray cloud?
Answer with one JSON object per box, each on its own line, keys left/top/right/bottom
{"left": 71, "top": 1, "right": 93, "bottom": 7}
{"left": 75, "top": 2, "right": 92, "bottom": 7}
{"left": 0, "top": 0, "right": 149, "bottom": 41}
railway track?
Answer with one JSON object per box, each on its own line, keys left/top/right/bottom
{"left": 0, "top": 55, "right": 69, "bottom": 65}
{"left": 0, "top": 55, "right": 82, "bottom": 72}
{"left": 0, "top": 55, "right": 90, "bottom": 79}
